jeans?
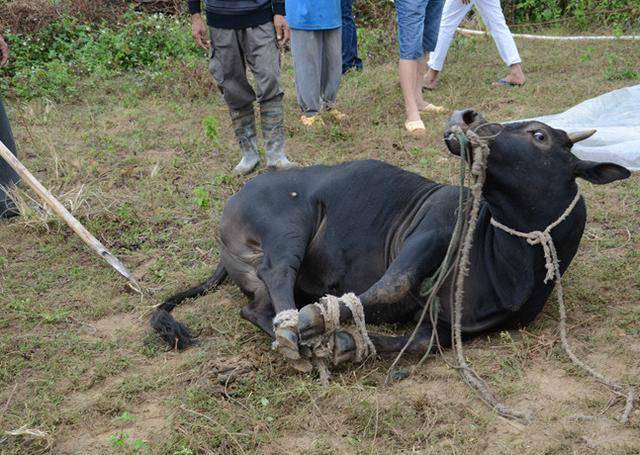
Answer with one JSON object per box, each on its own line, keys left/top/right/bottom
{"left": 341, "top": 0, "right": 363, "bottom": 73}
{"left": 395, "top": 0, "right": 445, "bottom": 60}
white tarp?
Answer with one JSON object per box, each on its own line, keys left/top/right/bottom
{"left": 529, "top": 84, "right": 640, "bottom": 171}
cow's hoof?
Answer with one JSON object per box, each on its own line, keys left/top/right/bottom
{"left": 290, "top": 357, "right": 313, "bottom": 373}
{"left": 298, "top": 304, "right": 325, "bottom": 340}
{"left": 275, "top": 327, "right": 300, "bottom": 360}
{"left": 333, "top": 331, "right": 356, "bottom": 364}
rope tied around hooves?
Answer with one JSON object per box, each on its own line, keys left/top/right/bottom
{"left": 273, "top": 293, "right": 376, "bottom": 384}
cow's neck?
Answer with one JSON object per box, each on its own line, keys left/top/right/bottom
{"left": 483, "top": 181, "right": 579, "bottom": 233}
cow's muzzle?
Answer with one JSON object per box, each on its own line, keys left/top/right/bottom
{"left": 444, "top": 108, "right": 487, "bottom": 156}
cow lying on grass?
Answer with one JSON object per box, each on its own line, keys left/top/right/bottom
{"left": 152, "top": 109, "right": 631, "bottom": 365}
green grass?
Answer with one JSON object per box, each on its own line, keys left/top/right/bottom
{"left": 0, "top": 30, "right": 639, "bottom": 454}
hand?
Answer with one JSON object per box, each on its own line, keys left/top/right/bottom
{"left": 191, "top": 14, "right": 210, "bottom": 50}
{"left": 273, "top": 15, "right": 290, "bottom": 47}
{"left": 0, "top": 34, "right": 9, "bottom": 66}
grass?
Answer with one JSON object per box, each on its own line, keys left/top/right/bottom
{"left": 0, "top": 29, "right": 639, "bottom": 454}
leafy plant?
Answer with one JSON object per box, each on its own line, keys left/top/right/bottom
{"left": 0, "top": 11, "right": 199, "bottom": 99}
{"left": 193, "top": 187, "right": 211, "bottom": 209}
{"left": 202, "top": 115, "right": 219, "bottom": 142}
{"left": 109, "top": 432, "right": 148, "bottom": 454}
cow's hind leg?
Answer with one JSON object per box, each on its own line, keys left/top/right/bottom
{"left": 257, "top": 234, "right": 312, "bottom": 361}
{"left": 333, "top": 324, "right": 435, "bottom": 364}
{"left": 240, "top": 287, "right": 275, "bottom": 338}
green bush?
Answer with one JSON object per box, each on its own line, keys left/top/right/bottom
{"left": 495, "top": 0, "right": 638, "bottom": 29}
{"left": 0, "top": 11, "right": 200, "bottom": 99}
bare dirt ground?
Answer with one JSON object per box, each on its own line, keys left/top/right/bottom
{"left": 1, "top": 31, "right": 639, "bottom": 454}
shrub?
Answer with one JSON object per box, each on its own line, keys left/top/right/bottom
{"left": 0, "top": 11, "right": 200, "bottom": 99}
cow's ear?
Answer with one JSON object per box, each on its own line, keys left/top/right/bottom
{"left": 573, "top": 160, "right": 631, "bottom": 184}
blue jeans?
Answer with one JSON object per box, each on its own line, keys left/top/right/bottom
{"left": 341, "top": 0, "right": 363, "bottom": 73}
{"left": 395, "top": 0, "right": 445, "bottom": 60}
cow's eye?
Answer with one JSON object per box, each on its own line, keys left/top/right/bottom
{"left": 533, "top": 131, "right": 545, "bottom": 142}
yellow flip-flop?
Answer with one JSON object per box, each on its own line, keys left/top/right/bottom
{"left": 419, "top": 103, "right": 447, "bottom": 114}
{"left": 405, "top": 120, "right": 426, "bottom": 133}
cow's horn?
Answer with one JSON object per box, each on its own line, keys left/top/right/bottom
{"left": 568, "top": 129, "right": 596, "bottom": 144}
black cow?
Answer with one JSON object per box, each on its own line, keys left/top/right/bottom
{"left": 152, "top": 110, "right": 631, "bottom": 364}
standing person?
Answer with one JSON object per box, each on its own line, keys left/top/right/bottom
{"left": 287, "top": 0, "right": 346, "bottom": 126}
{"left": 188, "top": 0, "right": 298, "bottom": 175}
{"left": 424, "top": 0, "right": 526, "bottom": 89}
{"left": 395, "top": 0, "right": 446, "bottom": 133}
{"left": 341, "top": 0, "right": 363, "bottom": 74}
{"left": 0, "top": 33, "right": 20, "bottom": 219}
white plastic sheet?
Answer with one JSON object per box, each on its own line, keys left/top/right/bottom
{"left": 528, "top": 84, "right": 640, "bottom": 171}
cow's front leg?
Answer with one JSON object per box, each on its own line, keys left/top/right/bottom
{"left": 298, "top": 231, "right": 449, "bottom": 340}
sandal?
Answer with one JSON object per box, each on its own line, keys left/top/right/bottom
{"left": 405, "top": 120, "right": 426, "bottom": 133}
{"left": 419, "top": 103, "right": 446, "bottom": 114}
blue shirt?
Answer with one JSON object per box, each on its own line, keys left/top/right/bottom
{"left": 285, "top": 0, "right": 341, "bottom": 30}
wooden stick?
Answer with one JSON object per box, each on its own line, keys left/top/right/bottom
{"left": 0, "top": 139, "right": 142, "bottom": 294}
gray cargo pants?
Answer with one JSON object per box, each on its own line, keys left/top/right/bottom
{"left": 209, "top": 23, "right": 283, "bottom": 111}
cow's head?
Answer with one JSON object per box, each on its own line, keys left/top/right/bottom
{"left": 444, "top": 109, "right": 631, "bottom": 228}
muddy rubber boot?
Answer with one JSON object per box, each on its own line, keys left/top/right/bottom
{"left": 260, "top": 96, "right": 299, "bottom": 171}
{"left": 230, "top": 105, "right": 259, "bottom": 176}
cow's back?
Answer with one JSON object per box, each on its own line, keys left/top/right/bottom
{"left": 220, "top": 160, "right": 441, "bottom": 306}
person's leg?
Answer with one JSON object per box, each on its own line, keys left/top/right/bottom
{"left": 425, "top": 0, "right": 471, "bottom": 89}
{"left": 0, "top": 96, "right": 20, "bottom": 218}
{"left": 290, "top": 29, "right": 323, "bottom": 123}
{"left": 244, "top": 22, "right": 297, "bottom": 170}
{"left": 416, "top": 0, "right": 446, "bottom": 111}
{"left": 340, "top": 0, "right": 363, "bottom": 73}
{"left": 475, "top": 0, "right": 526, "bottom": 85}
{"left": 395, "top": 0, "right": 428, "bottom": 127}
{"left": 209, "top": 27, "right": 259, "bottom": 175}
{"left": 320, "top": 27, "right": 343, "bottom": 114}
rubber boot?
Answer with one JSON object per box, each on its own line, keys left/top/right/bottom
{"left": 230, "top": 104, "right": 259, "bottom": 176}
{"left": 260, "top": 96, "right": 298, "bottom": 171}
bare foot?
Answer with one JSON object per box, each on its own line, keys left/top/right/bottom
{"left": 423, "top": 68, "right": 439, "bottom": 90}
{"left": 502, "top": 63, "right": 526, "bottom": 86}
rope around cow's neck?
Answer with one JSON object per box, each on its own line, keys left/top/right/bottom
{"left": 490, "top": 188, "right": 635, "bottom": 424}
{"left": 447, "top": 126, "right": 634, "bottom": 424}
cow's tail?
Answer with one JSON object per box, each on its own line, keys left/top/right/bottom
{"left": 150, "top": 263, "right": 227, "bottom": 350}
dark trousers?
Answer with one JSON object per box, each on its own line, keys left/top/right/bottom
{"left": 0, "top": 96, "right": 19, "bottom": 218}
{"left": 341, "top": 0, "right": 363, "bottom": 73}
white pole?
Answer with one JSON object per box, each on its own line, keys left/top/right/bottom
{"left": 0, "top": 139, "right": 142, "bottom": 293}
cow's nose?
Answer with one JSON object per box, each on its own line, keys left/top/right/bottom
{"left": 447, "top": 108, "right": 479, "bottom": 131}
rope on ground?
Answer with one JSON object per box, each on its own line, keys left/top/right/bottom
{"left": 458, "top": 27, "right": 640, "bottom": 41}
{"left": 491, "top": 198, "right": 636, "bottom": 424}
